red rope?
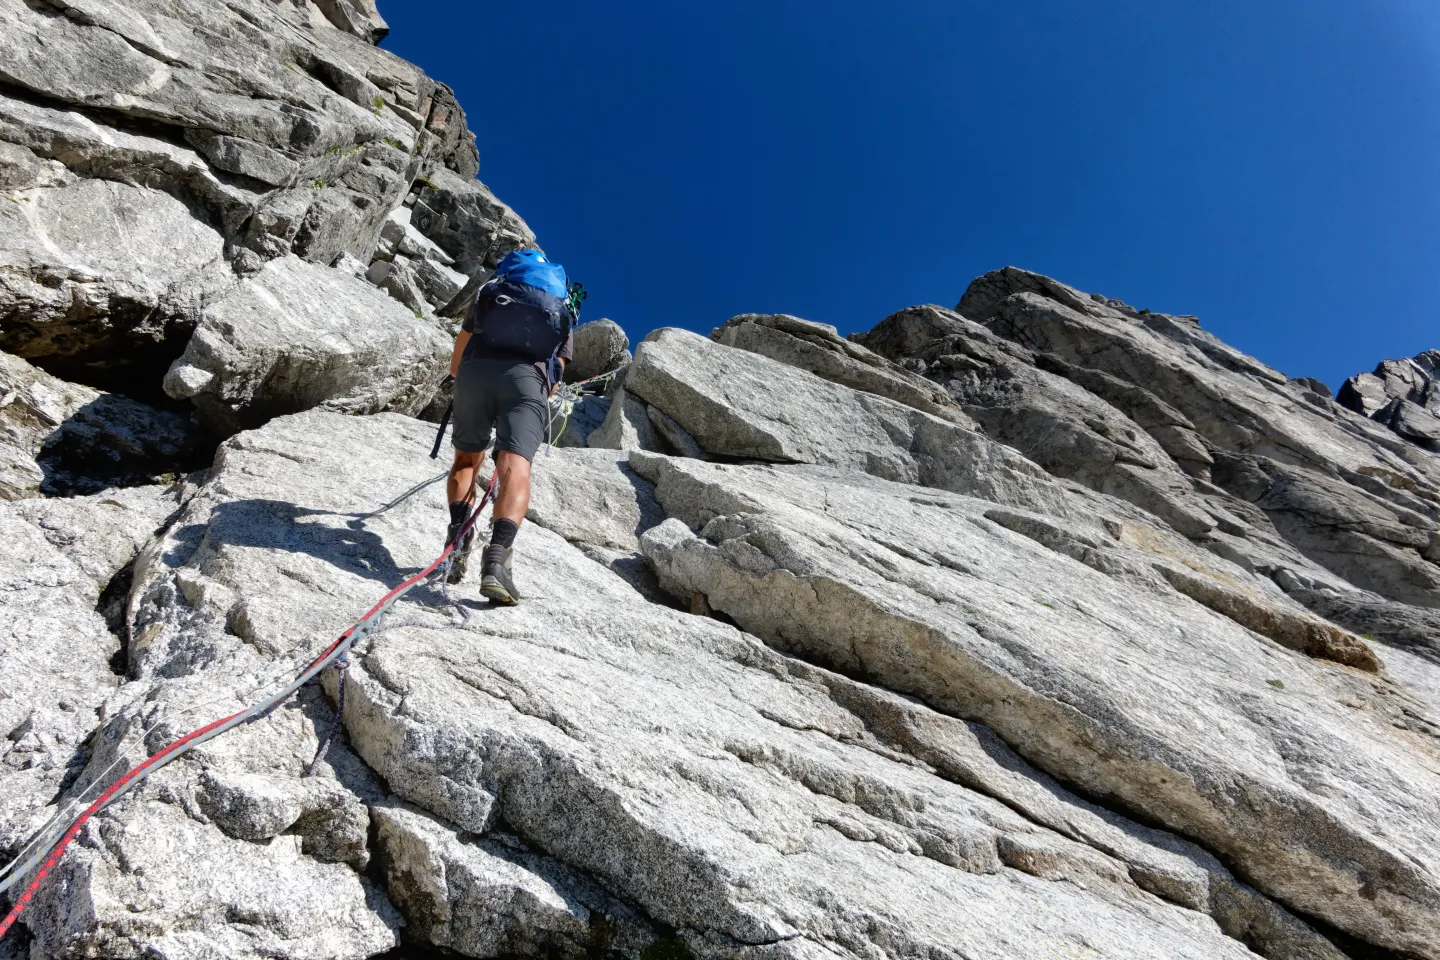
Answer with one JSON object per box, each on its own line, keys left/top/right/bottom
{"left": 0, "top": 709, "right": 242, "bottom": 937}
{"left": 0, "top": 474, "right": 499, "bottom": 941}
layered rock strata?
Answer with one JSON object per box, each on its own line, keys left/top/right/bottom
{"left": 2, "top": 3, "right": 1439, "bottom": 959}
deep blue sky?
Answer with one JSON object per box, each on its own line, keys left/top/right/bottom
{"left": 380, "top": 1, "right": 1440, "bottom": 393}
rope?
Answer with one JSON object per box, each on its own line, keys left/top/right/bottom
{"left": 0, "top": 474, "right": 500, "bottom": 941}
{"left": 545, "top": 368, "right": 622, "bottom": 453}
{"left": 0, "top": 471, "right": 453, "bottom": 893}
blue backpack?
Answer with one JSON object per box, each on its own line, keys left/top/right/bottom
{"left": 468, "top": 251, "right": 584, "bottom": 375}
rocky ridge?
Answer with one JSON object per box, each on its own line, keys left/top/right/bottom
{"left": 1340, "top": 351, "right": 1440, "bottom": 453}
{"left": 2, "top": 5, "right": 1440, "bottom": 960}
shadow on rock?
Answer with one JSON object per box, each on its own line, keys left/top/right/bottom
{"left": 204, "top": 499, "right": 410, "bottom": 588}
{"left": 38, "top": 395, "right": 216, "bottom": 496}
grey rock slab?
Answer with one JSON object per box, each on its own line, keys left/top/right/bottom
{"left": 113, "top": 409, "right": 1309, "bottom": 960}
{"left": 1338, "top": 371, "right": 1392, "bottom": 418}
{"left": 635, "top": 454, "right": 1440, "bottom": 957}
{"left": 961, "top": 267, "right": 1285, "bottom": 386}
{"left": 875, "top": 315, "right": 1219, "bottom": 537}
{"left": 412, "top": 255, "right": 469, "bottom": 309}
{"left": 0, "top": 351, "right": 99, "bottom": 500}
{"left": 958, "top": 274, "right": 1440, "bottom": 610}
{"left": 377, "top": 255, "right": 434, "bottom": 317}
{"left": 26, "top": 795, "right": 398, "bottom": 960}
{"left": 713, "top": 313, "right": 966, "bottom": 423}
{"left": 648, "top": 405, "right": 706, "bottom": 459}
{"left": 0, "top": 484, "right": 184, "bottom": 855}
{"left": 526, "top": 447, "right": 663, "bottom": 555}
{"left": 567, "top": 318, "right": 630, "bottom": 384}
{"left": 0, "top": 177, "right": 230, "bottom": 391}
{"left": 0, "top": 352, "right": 212, "bottom": 498}
{"left": 0, "top": 0, "right": 520, "bottom": 296}
{"left": 0, "top": 92, "right": 263, "bottom": 234}
{"left": 859, "top": 304, "right": 1220, "bottom": 479}
{"left": 1378, "top": 643, "right": 1440, "bottom": 717}
{"left": 410, "top": 168, "right": 537, "bottom": 275}
{"left": 552, "top": 394, "right": 609, "bottom": 449}
{"left": 624, "top": 328, "right": 1076, "bottom": 519}
{"left": 970, "top": 272, "right": 1440, "bottom": 492}
{"left": 374, "top": 803, "right": 657, "bottom": 960}
{"left": 588, "top": 381, "right": 660, "bottom": 452}
{"left": 379, "top": 205, "right": 457, "bottom": 267}
{"left": 163, "top": 255, "right": 449, "bottom": 437}
{"left": 1385, "top": 396, "right": 1440, "bottom": 451}
{"left": 184, "top": 130, "right": 299, "bottom": 187}
{"left": 1212, "top": 452, "right": 1440, "bottom": 608}
{"left": 1280, "top": 589, "right": 1440, "bottom": 664}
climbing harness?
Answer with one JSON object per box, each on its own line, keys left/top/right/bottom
{"left": 546, "top": 368, "right": 623, "bottom": 450}
{"left": 0, "top": 473, "right": 500, "bottom": 941}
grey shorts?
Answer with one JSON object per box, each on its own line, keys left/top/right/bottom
{"left": 453, "top": 357, "right": 550, "bottom": 461}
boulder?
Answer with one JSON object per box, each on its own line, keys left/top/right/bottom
{"left": 623, "top": 328, "right": 1074, "bottom": 518}
{"left": 714, "top": 312, "right": 964, "bottom": 422}
{"left": 0, "top": 177, "right": 231, "bottom": 393}
{"left": 526, "top": 447, "right": 664, "bottom": 555}
{"left": 411, "top": 255, "right": 470, "bottom": 309}
{"left": 567, "top": 318, "right": 631, "bottom": 384}
{"left": 374, "top": 804, "right": 657, "bottom": 960}
{"left": 27, "top": 786, "right": 398, "bottom": 960}
{"left": 375, "top": 256, "right": 433, "bottom": 316}
{"left": 377, "top": 205, "right": 456, "bottom": 266}
{"left": 587, "top": 382, "right": 660, "bottom": 452}
{"left": 163, "top": 256, "right": 449, "bottom": 437}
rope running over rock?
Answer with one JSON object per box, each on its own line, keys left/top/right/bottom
{"left": 0, "top": 474, "right": 499, "bottom": 941}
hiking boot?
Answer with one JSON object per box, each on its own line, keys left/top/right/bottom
{"left": 446, "top": 520, "right": 476, "bottom": 585}
{"left": 479, "top": 544, "right": 521, "bottom": 605}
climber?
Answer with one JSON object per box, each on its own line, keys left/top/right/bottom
{"left": 445, "top": 249, "right": 582, "bottom": 603}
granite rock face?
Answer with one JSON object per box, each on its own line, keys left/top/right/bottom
{"left": 0, "top": 483, "right": 187, "bottom": 857}
{"left": 20, "top": 410, "right": 1363, "bottom": 960}
{"left": 840, "top": 272, "right": 1440, "bottom": 632}
{"left": 2, "top": 324, "right": 1438, "bottom": 960}
{"left": 163, "top": 255, "right": 451, "bottom": 436}
{"left": 0, "top": 0, "right": 534, "bottom": 422}
{"left": 1340, "top": 351, "right": 1440, "bottom": 452}
{"left": 567, "top": 318, "right": 631, "bottom": 384}
{"left": 3, "top": 2, "right": 1440, "bottom": 956}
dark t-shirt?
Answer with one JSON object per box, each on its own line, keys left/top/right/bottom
{"left": 461, "top": 300, "right": 575, "bottom": 386}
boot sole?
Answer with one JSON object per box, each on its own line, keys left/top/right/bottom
{"left": 480, "top": 575, "right": 518, "bottom": 605}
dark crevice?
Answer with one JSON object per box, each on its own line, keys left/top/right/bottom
{"left": 35, "top": 401, "right": 219, "bottom": 497}
{"left": 98, "top": 557, "right": 138, "bottom": 676}
{"left": 1291, "top": 912, "right": 1423, "bottom": 960}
